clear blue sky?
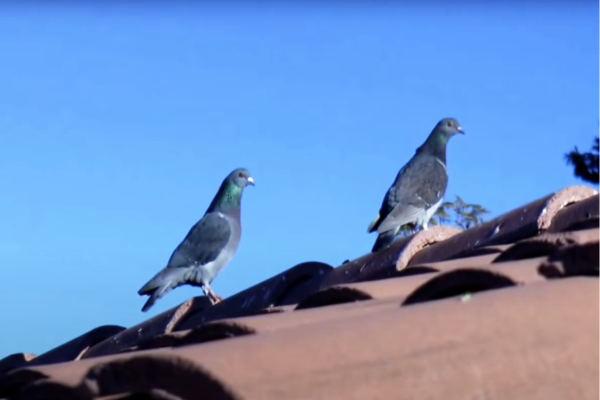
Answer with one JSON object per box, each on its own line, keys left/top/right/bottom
{"left": 0, "top": 3, "right": 597, "bottom": 357}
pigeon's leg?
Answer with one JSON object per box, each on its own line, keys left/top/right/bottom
{"left": 422, "top": 221, "right": 429, "bottom": 231}
{"left": 202, "top": 283, "right": 223, "bottom": 305}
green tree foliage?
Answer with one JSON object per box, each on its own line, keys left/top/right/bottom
{"left": 396, "top": 195, "right": 490, "bottom": 237}
{"left": 565, "top": 136, "right": 599, "bottom": 184}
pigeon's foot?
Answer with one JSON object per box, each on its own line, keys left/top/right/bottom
{"left": 202, "top": 284, "right": 223, "bottom": 305}
{"left": 207, "top": 293, "right": 223, "bottom": 305}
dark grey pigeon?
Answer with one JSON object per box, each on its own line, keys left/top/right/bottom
{"left": 138, "top": 168, "right": 254, "bottom": 312}
{"left": 367, "top": 118, "right": 464, "bottom": 252}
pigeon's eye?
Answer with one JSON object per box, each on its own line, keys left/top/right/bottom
{"left": 446, "top": 122, "right": 453, "bottom": 127}
{"left": 238, "top": 172, "right": 245, "bottom": 178}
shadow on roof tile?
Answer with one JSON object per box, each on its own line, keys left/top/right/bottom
{"left": 409, "top": 253, "right": 499, "bottom": 271}
{"left": 0, "top": 368, "right": 48, "bottom": 399}
{"left": 6, "top": 278, "right": 597, "bottom": 400}
{"left": 493, "top": 227, "right": 598, "bottom": 263}
{"left": 4, "top": 355, "right": 242, "bottom": 400}
{"left": 318, "top": 226, "right": 460, "bottom": 288}
{"left": 23, "top": 325, "right": 126, "bottom": 370}
{"left": 442, "top": 244, "right": 512, "bottom": 259}
{"left": 538, "top": 242, "right": 600, "bottom": 278}
{"left": 408, "top": 186, "right": 597, "bottom": 267}
{"left": 80, "top": 263, "right": 330, "bottom": 360}
{"left": 82, "top": 297, "right": 213, "bottom": 361}
{"left": 548, "top": 194, "right": 599, "bottom": 233}
{"left": 0, "top": 354, "right": 35, "bottom": 378}
{"left": 8, "top": 380, "right": 91, "bottom": 400}
{"left": 295, "top": 277, "right": 435, "bottom": 310}
{"left": 181, "top": 299, "right": 405, "bottom": 340}
{"left": 366, "top": 265, "right": 439, "bottom": 280}
{"left": 125, "top": 321, "right": 256, "bottom": 353}
{"left": 564, "top": 217, "right": 600, "bottom": 232}
{"left": 247, "top": 306, "right": 291, "bottom": 315}
{"left": 107, "top": 389, "right": 188, "bottom": 399}
{"left": 293, "top": 256, "right": 556, "bottom": 310}
{"left": 86, "top": 355, "right": 240, "bottom": 399}
{"left": 295, "top": 286, "right": 374, "bottom": 310}
{"left": 173, "top": 261, "right": 332, "bottom": 332}
{"left": 401, "top": 268, "right": 517, "bottom": 306}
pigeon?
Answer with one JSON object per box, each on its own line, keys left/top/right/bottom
{"left": 138, "top": 168, "right": 254, "bottom": 312}
{"left": 367, "top": 118, "right": 464, "bottom": 252}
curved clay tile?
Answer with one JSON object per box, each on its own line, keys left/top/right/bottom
{"left": 133, "top": 321, "right": 256, "bottom": 353}
{"left": 548, "top": 194, "right": 599, "bottom": 233}
{"left": 46, "top": 279, "right": 600, "bottom": 399}
{"left": 394, "top": 226, "right": 462, "bottom": 270}
{"left": 0, "top": 353, "right": 35, "bottom": 377}
{"left": 409, "top": 253, "right": 500, "bottom": 272}
{"left": 174, "top": 261, "right": 333, "bottom": 331}
{"left": 408, "top": 185, "right": 598, "bottom": 267}
{"left": 297, "top": 258, "right": 554, "bottom": 311}
{"left": 84, "top": 355, "right": 242, "bottom": 400}
{"left": 5, "top": 355, "right": 243, "bottom": 400}
{"left": 538, "top": 242, "right": 600, "bottom": 278}
{"left": 9, "top": 380, "right": 92, "bottom": 400}
{"left": 0, "top": 368, "right": 49, "bottom": 398}
{"left": 317, "top": 225, "right": 460, "bottom": 288}
{"left": 295, "top": 286, "right": 374, "bottom": 310}
{"left": 3, "top": 279, "right": 597, "bottom": 400}
{"left": 25, "top": 325, "right": 125, "bottom": 368}
{"left": 401, "top": 268, "right": 517, "bottom": 306}
{"left": 538, "top": 187, "right": 598, "bottom": 230}
{"left": 494, "top": 227, "right": 599, "bottom": 263}
{"left": 111, "top": 389, "right": 188, "bottom": 399}
{"left": 443, "top": 244, "right": 512, "bottom": 259}
{"left": 82, "top": 297, "right": 213, "bottom": 360}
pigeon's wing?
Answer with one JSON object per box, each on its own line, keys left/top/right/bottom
{"left": 377, "top": 155, "right": 448, "bottom": 233}
{"left": 166, "top": 212, "right": 232, "bottom": 269}
{"left": 376, "top": 164, "right": 409, "bottom": 221}
{"left": 368, "top": 163, "right": 410, "bottom": 233}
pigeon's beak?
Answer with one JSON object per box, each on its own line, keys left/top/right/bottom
{"left": 457, "top": 126, "right": 465, "bottom": 135}
{"left": 247, "top": 177, "right": 255, "bottom": 186}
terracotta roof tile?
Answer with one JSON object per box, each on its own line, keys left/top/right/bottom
{"left": 26, "top": 326, "right": 126, "bottom": 369}
{"left": 548, "top": 194, "right": 599, "bottom": 232}
{"left": 173, "top": 261, "right": 332, "bottom": 331}
{"left": 0, "top": 185, "right": 598, "bottom": 400}
{"left": 318, "top": 225, "right": 462, "bottom": 287}
{"left": 408, "top": 186, "right": 597, "bottom": 265}
{"left": 1, "top": 278, "right": 597, "bottom": 400}
{"left": 0, "top": 354, "right": 35, "bottom": 377}
{"left": 81, "top": 297, "right": 214, "bottom": 361}
{"left": 493, "top": 227, "right": 598, "bottom": 262}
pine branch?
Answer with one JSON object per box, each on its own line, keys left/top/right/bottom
{"left": 565, "top": 136, "right": 599, "bottom": 184}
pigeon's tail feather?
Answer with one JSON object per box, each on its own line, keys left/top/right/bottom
{"left": 138, "top": 268, "right": 188, "bottom": 312}
{"left": 141, "top": 284, "right": 174, "bottom": 312}
{"left": 371, "top": 229, "right": 397, "bottom": 253}
{"left": 367, "top": 214, "right": 381, "bottom": 233}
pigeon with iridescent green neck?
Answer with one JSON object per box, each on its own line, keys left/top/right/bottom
{"left": 367, "top": 118, "right": 464, "bottom": 252}
{"left": 138, "top": 168, "right": 254, "bottom": 312}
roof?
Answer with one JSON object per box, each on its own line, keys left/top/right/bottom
{"left": 0, "top": 185, "right": 598, "bottom": 400}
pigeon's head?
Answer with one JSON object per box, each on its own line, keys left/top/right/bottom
{"left": 436, "top": 118, "right": 464, "bottom": 138}
{"left": 228, "top": 168, "right": 255, "bottom": 188}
